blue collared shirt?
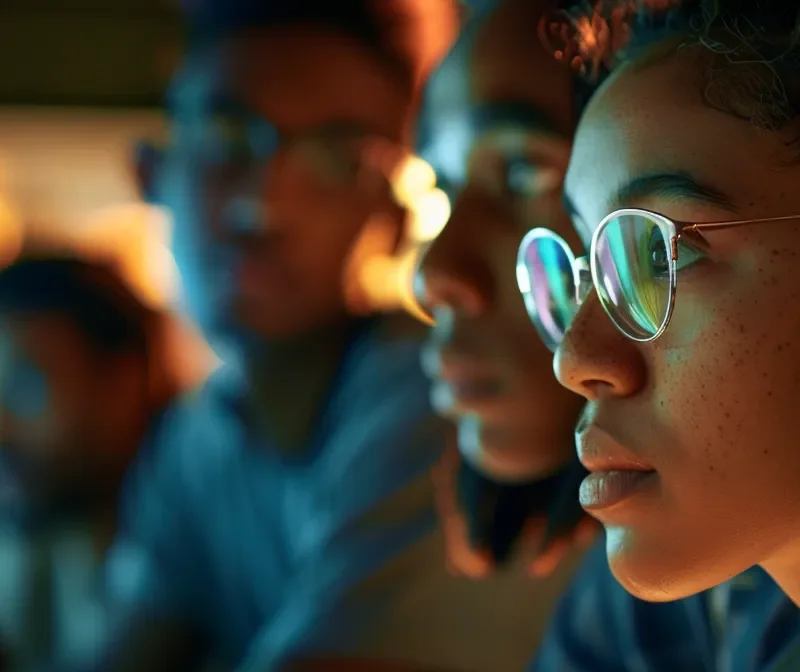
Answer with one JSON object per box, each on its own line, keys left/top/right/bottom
{"left": 531, "top": 541, "right": 800, "bottom": 672}
{"left": 105, "top": 317, "right": 576, "bottom": 672}
{"left": 108, "top": 318, "right": 443, "bottom": 667}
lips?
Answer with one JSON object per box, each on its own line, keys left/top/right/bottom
{"left": 429, "top": 372, "right": 504, "bottom": 415}
{"left": 421, "top": 345, "right": 506, "bottom": 416}
{"left": 430, "top": 379, "right": 504, "bottom": 415}
{"left": 579, "top": 470, "right": 657, "bottom": 511}
{"left": 574, "top": 405, "right": 653, "bottom": 471}
{"left": 575, "top": 417, "right": 657, "bottom": 511}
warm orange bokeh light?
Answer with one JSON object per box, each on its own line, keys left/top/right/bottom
{"left": 67, "top": 203, "right": 181, "bottom": 311}
{"left": 350, "top": 154, "right": 450, "bottom": 323}
{"left": 0, "top": 174, "right": 23, "bottom": 269}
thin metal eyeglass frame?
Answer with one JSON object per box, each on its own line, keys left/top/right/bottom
{"left": 518, "top": 208, "right": 800, "bottom": 344}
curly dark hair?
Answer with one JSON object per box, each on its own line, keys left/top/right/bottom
{"left": 539, "top": 0, "right": 800, "bottom": 136}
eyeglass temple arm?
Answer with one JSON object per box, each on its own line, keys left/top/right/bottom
{"left": 683, "top": 213, "right": 800, "bottom": 233}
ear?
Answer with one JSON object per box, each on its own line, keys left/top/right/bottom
{"left": 131, "top": 140, "right": 164, "bottom": 204}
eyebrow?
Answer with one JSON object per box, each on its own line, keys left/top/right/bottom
{"left": 610, "top": 171, "right": 738, "bottom": 212}
{"left": 562, "top": 170, "right": 738, "bottom": 236}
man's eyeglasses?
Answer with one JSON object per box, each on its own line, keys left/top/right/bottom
{"left": 166, "top": 114, "right": 406, "bottom": 189}
{"left": 516, "top": 207, "right": 800, "bottom": 350}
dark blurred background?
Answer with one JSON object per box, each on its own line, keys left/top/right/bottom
{"left": 0, "top": 9, "right": 184, "bottom": 654}
{"left": 0, "top": 0, "right": 181, "bottom": 108}
{"left": 0, "top": 0, "right": 183, "bottom": 238}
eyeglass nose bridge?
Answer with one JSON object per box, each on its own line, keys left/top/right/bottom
{"left": 574, "top": 256, "right": 592, "bottom": 305}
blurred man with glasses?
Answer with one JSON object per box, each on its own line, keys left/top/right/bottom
{"left": 92, "top": 1, "right": 559, "bottom": 671}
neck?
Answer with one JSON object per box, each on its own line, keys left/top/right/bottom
{"left": 245, "top": 320, "right": 366, "bottom": 454}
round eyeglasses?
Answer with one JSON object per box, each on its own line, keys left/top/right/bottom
{"left": 516, "top": 207, "right": 800, "bottom": 350}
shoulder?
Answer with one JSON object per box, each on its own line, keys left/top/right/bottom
{"left": 330, "top": 316, "right": 443, "bottom": 440}
{"left": 335, "top": 315, "right": 431, "bottom": 411}
{"left": 127, "top": 369, "right": 248, "bottom": 507}
{"left": 312, "top": 318, "right": 449, "bottom": 512}
{"left": 308, "top": 316, "right": 447, "bottom": 497}
{"left": 155, "top": 367, "right": 245, "bottom": 452}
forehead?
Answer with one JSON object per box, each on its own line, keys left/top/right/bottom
{"left": 565, "top": 51, "right": 791, "bottom": 228}
{"left": 170, "top": 25, "right": 411, "bottom": 140}
{"left": 420, "top": 2, "right": 573, "bottom": 158}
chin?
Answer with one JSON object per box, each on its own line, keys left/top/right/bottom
{"left": 604, "top": 525, "right": 729, "bottom": 603}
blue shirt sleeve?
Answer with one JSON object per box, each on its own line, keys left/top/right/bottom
{"left": 530, "top": 541, "right": 712, "bottom": 672}
{"left": 104, "top": 395, "right": 212, "bottom": 631}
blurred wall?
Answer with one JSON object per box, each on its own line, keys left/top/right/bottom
{"left": 0, "top": 0, "right": 180, "bottom": 107}
{"left": 0, "top": 108, "right": 166, "bottom": 229}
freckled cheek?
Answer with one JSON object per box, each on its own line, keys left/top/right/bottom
{"left": 652, "top": 287, "right": 751, "bottom": 421}
{"left": 651, "top": 297, "right": 800, "bottom": 474}
{"left": 654, "top": 342, "right": 747, "bottom": 456}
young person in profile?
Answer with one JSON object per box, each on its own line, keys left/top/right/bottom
{"left": 519, "top": 1, "right": 800, "bottom": 668}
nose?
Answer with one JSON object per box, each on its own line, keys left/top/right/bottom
{"left": 218, "top": 157, "right": 291, "bottom": 240}
{"left": 415, "top": 189, "right": 495, "bottom": 318}
{"left": 554, "top": 291, "right": 647, "bottom": 400}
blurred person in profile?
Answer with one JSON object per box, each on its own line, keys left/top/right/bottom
{"left": 0, "top": 243, "right": 210, "bottom": 671}
{"left": 99, "top": 1, "right": 567, "bottom": 670}
{"left": 416, "top": 0, "right": 594, "bottom": 585}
